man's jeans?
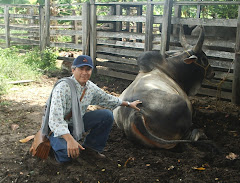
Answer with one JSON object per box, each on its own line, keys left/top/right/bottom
{"left": 49, "top": 109, "right": 114, "bottom": 163}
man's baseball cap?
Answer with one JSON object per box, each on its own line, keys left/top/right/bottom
{"left": 72, "top": 55, "right": 93, "bottom": 68}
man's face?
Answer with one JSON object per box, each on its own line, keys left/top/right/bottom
{"left": 72, "top": 65, "right": 92, "bottom": 86}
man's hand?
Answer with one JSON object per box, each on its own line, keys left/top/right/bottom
{"left": 62, "top": 134, "right": 85, "bottom": 159}
{"left": 129, "top": 100, "right": 142, "bottom": 111}
{"left": 122, "top": 100, "right": 142, "bottom": 111}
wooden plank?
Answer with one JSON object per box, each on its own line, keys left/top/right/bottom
{"left": 0, "top": 25, "right": 39, "bottom": 31}
{"left": 50, "top": 25, "right": 74, "bottom": 29}
{"left": 96, "top": 53, "right": 137, "bottom": 65}
{"left": 96, "top": 60, "right": 139, "bottom": 73}
{"left": 213, "top": 71, "right": 233, "bottom": 81}
{"left": 10, "top": 37, "right": 39, "bottom": 44}
{"left": 153, "top": 15, "right": 163, "bottom": 24}
{"left": 153, "top": 34, "right": 236, "bottom": 49}
{"left": 97, "top": 39, "right": 144, "bottom": 49}
{"left": 172, "top": 17, "right": 237, "bottom": 28}
{"left": 209, "top": 59, "right": 234, "bottom": 70}
{"left": 10, "top": 14, "right": 39, "bottom": 20}
{"left": 8, "top": 80, "right": 34, "bottom": 84}
{"left": 97, "top": 45, "right": 142, "bottom": 58}
{"left": 94, "top": 2, "right": 148, "bottom": 6}
{"left": 97, "top": 31, "right": 145, "bottom": 40}
{"left": 202, "top": 79, "right": 232, "bottom": 91}
{"left": 175, "top": 1, "right": 240, "bottom": 6}
{"left": 97, "top": 66, "right": 136, "bottom": 81}
{"left": 50, "top": 29, "right": 83, "bottom": 36}
{"left": 50, "top": 15, "right": 83, "bottom": 21}
{"left": 53, "top": 2, "right": 83, "bottom": 7}
{"left": 205, "top": 50, "right": 235, "bottom": 60}
{"left": 50, "top": 42, "right": 82, "bottom": 50}
{"left": 197, "top": 87, "right": 232, "bottom": 100}
{"left": 97, "top": 15, "right": 145, "bottom": 22}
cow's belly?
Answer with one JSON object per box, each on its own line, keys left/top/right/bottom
{"left": 113, "top": 69, "right": 193, "bottom": 149}
{"left": 120, "top": 69, "right": 192, "bottom": 110}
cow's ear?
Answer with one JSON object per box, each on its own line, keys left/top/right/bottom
{"left": 183, "top": 55, "right": 197, "bottom": 64}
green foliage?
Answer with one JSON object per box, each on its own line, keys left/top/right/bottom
{"left": 23, "top": 47, "right": 58, "bottom": 72}
{"left": 0, "top": 47, "right": 58, "bottom": 97}
{"left": 0, "top": 47, "right": 40, "bottom": 96}
{"left": 180, "top": 0, "right": 238, "bottom": 19}
{"left": 0, "top": 0, "right": 29, "bottom": 4}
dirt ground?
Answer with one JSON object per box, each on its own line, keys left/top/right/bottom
{"left": 0, "top": 70, "right": 240, "bottom": 183}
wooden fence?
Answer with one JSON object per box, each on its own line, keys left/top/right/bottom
{"left": 0, "top": 0, "right": 240, "bottom": 104}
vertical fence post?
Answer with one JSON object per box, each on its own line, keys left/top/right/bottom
{"left": 172, "top": 4, "right": 181, "bottom": 39}
{"left": 116, "top": 5, "right": 122, "bottom": 32}
{"left": 39, "top": 5, "right": 45, "bottom": 51}
{"left": 82, "top": 2, "right": 90, "bottom": 55}
{"left": 90, "top": 0, "right": 97, "bottom": 68}
{"left": 232, "top": 6, "right": 240, "bottom": 105}
{"left": 45, "top": 0, "right": 50, "bottom": 47}
{"left": 196, "top": 0, "right": 202, "bottom": 18}
{"left": 4, "top": 5, "right": 10, "bottom": 48}
{"left": 144, "top": 0, "right": 153, "bottom": 51}
{"left": 160, "top": 0, "right": 173, "bottom": 56}
{"left": 109, "top": 5, "right": 116, "bottom": 31}
{"left": 72, "top": 10, "right": 78, "bottom": 45}
{"left": 136, "top": 5, "right": 143, "bottom": 34}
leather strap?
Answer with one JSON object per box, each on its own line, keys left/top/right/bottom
{"left": 64, "top": 88, "right": 87, "bottom": 121}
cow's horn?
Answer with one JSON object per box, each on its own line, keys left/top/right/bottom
{"left": 193, "top": 25, "right": 205, "bottom": 53}
{"left": 179, "top": 24, "right": 191, "bottom": 50}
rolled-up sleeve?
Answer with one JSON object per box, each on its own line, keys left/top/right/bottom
{"left": 48, "top": 82, "right": 72, "bottom": 137}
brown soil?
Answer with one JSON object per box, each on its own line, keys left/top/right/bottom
{"left": 0, "top": 71, "right": 240, "bottom": 183}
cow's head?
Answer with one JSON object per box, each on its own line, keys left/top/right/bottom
{"left": 179, "top": 25, "right": 215, "bottom": 80}
{"left": 165, "top": 25, "right": 215, "bottom": 95}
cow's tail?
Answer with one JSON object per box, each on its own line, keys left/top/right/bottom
{"left": 131, "top": 111, "right": 211, "bottom": 149}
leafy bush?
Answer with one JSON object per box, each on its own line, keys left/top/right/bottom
{"left": 0, "top": 47, "right": 58, "bottom": 97}
{"left": 23, "top": 47, "right": 58, "bottom": 72}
